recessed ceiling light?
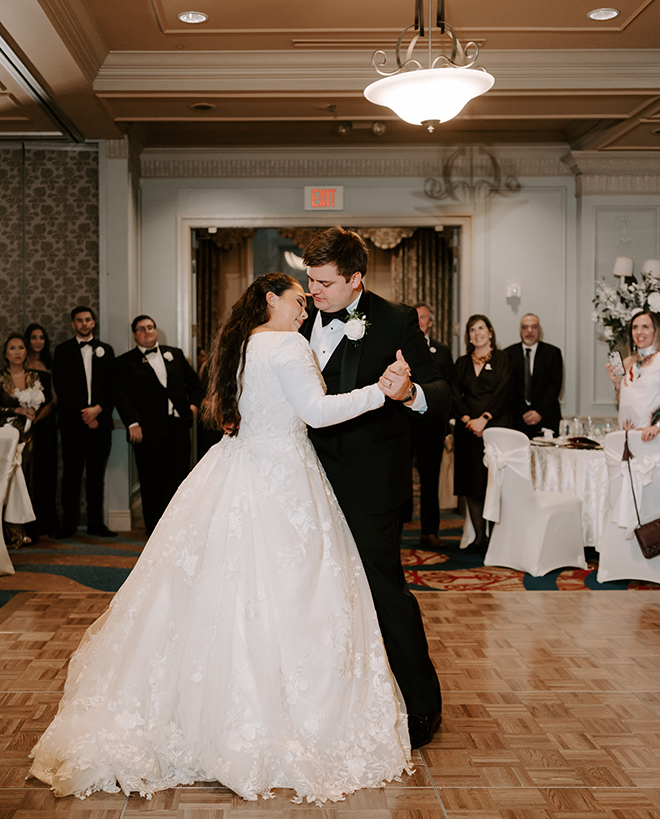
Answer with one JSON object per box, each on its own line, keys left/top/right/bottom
{"left": 587, "top": 8, "right": 620, "bottom": 20}
{"left": 177, "top": 11, "right": 208, "bottom": 24}
{"left": 189, "top": 102, "right": 216, "bottom": 111}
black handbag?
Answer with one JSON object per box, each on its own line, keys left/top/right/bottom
{"left": 624, "top": 431, "right": 660, "bottom": 560}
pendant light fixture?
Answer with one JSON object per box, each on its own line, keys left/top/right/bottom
{"left": 364, "top": 0, "right": 494, "bottom": 132}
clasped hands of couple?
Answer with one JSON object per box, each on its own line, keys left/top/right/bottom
{"left": 378, "top": 350, "right": 416, "bottom": 403}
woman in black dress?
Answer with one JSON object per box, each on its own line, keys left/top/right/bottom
{"left": 24, "top": 323, "right": 59, "bottom": 536}
{"left": 452, "top": 315, "right": 513, "bottom": 553}
{"left": 0, "top": 333, "right": 55, "bottom": 544}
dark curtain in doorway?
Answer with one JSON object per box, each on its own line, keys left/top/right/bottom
{"left": 392, "top": 228, "right": 455, "bottom": 347}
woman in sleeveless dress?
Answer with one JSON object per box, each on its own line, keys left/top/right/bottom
{"left": 606, "top": 310, "right": 660, "bottom": 442}
{"left": 29, "top": 273, "right": 412, "bottom": 803}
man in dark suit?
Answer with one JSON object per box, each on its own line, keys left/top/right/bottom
{"left": 402, "top": 303, "right": 454, "bottom": 549}
{"left": 114, "top": 315, "right": 201, "bottom": 535}
{"left": 506, "top": 313, "right": 563, "bottom": 438}
{"left": 53, "top": 305, "right": 116, "bottom": 538}
{"left": 301, "top": 227, "right": 451, "bottom": 749}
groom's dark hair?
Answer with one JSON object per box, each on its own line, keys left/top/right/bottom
{"left": 302, "top": 226, "right": 368, "bottom": 281}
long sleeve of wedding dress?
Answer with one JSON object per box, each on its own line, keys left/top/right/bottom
{"left": 271, "top": 332, "right": 384, "bottom": 427}
{"left": 29, "top": 330, "right": 411, "bottom": 805}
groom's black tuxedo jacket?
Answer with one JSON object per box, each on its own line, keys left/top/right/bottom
{"left": 114, "top": 346, "right": 202, "bottom": 440}
{"left": 52, "top": 337, "right": 115, "bottom": 431}
{"left": 301, "top": 290, "right": 451, "bottom": 515}
{"left": 505, "top": 340, "right": 563, "bottom": 435}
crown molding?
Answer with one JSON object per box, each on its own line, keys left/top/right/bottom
{"left": 563, "top": 150, "right": 660, "bottom": 194}
{"left": 95, "top": 49, "right": 660, "bottom": 94}
{"left": 39, "top": 0, "right": 108, "bottom": 81}
{"left": 140, "top": 144, "right": 572, "bottom": 179}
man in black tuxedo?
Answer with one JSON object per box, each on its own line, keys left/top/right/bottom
{"left": 402, "top": 303, "right": 454, "bottom": 549}
{"left": 53, "top": 305, "right": 116, "bottom": 538}
{"left": 114, "top": 315, "right": 201, "bottom": 535}
{"left": 301, "top": 227, "right": 451, "bottom": 749}
{"left": 505, "top": 313, "right": 563, "bottom": 438}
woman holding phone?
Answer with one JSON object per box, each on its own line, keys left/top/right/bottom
{"left": 606, "top": 310, "right": 660, "bottom": 442}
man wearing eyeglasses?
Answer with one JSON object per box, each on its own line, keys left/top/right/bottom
{"left": 114, "top": 315, "right": 201, "bottom": 535}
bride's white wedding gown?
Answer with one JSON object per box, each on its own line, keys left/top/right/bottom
{"left": 29, "top": 331, "right": 412, "bottom": 803}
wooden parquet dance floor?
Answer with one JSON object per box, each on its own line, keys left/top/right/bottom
{"left": 1, "top": 589, "right": 660, "bottom": 818}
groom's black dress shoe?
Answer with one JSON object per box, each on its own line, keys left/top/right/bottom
{"left": 408, "top": 711, "right": 442, "bottom": 749}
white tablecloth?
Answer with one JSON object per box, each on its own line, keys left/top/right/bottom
{"left": 531, "top": 444, "right": 608, "bottom": 548}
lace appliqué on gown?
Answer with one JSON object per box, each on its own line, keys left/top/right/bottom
{"left": 29, "top": 332, "right": 411, "bottom": 804}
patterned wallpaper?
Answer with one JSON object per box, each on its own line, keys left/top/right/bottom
{"left": 0, "top": 146, "right": 99, "bottom": 351}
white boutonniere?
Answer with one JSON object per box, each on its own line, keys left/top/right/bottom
{"left": 484, "top": 363, "right": 492, "bottom": 370}
{"left": 95, "top": 346, "right": 105, "bottom": 358}
{"left": 163, "top": 351, "right": 174, "bottom": 362}
{"left": 430, "top": 346, "right": 437, "bottom": 354}
{"left": 343, "top": 309, "right": 370, "bottom": 344}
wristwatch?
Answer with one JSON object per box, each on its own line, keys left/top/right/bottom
{"left": 404, "top": 383, "right": 417, "bottom": 403}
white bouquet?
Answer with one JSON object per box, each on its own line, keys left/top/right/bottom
{"left": 592, "top": 274, "right": 660, "bottom": 351}
{"left": 14, "top": 380, "right": 44, "bottom": 431}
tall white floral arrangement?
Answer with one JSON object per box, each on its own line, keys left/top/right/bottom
{"left": 592, "top": 274, "right": 660, "bottom": 351}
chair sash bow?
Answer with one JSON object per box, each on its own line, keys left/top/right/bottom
{"left": 483, "top": 443, "right": 531, "bottom": 523}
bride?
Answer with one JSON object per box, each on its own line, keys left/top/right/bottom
{"left": 29, "top": 272, "right": 412, "bottom": 804}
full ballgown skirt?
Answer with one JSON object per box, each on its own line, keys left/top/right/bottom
{"left": 29, "top": 332, "right": 412, "bottom": 803}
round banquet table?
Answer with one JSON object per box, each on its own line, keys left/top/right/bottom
{"left": 530, "top": 442, "right": 608, "bottom": 549}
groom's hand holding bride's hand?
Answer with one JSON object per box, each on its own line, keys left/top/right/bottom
{"left": 379, "top": 350, "right": 414, "bottom": 401}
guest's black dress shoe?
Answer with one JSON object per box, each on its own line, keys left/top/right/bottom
{"left": 87, "top": 525, "right": 118, "bottom": 537}
{"left": 418, "top": 533, "right": 445, "bottom": 550}
{"left": 55, "top": 527, "right": 77, "bottom": 539}
{"left": 464, "top": 540, "right": 488, "bottom": 555}
{"left": 408, "top": 711, "right": 442, "bottom": 749}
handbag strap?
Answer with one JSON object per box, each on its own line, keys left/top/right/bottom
{"left": 624, "top": 429, "right": 643, "bottom": 527}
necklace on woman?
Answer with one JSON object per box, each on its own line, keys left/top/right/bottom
{"left": 632, "top": 347, "right": 659, "bottom": 379}
{"left": 471, "top": 349, "right": 492, "bottom": 365}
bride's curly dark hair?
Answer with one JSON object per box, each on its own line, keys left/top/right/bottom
{"left": 201, "top": 272, "right": 300, "bottom": 436}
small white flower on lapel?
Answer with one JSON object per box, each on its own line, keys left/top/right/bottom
{"left": 163, "top": 351, "right": 174, "bottom": 362}
{"left": 343, "top": 309, "right": 369, "bottom": 344}
{"left": 484, "top": 363, "right": 492, "bottom": 370}
{"left": 95, "top": 346, "right": 105, "bottom": 358}
{"left": 430, "top": 346, "right": 437, "bottom": 354}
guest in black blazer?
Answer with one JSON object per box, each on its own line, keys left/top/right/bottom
{"left": 402, "top": 303, "right": 454, "bottom": 548}
{"left": 52, "top": 306, "right": 116, "bottom": 538}
{"left": 301, "top": 227, "right": 451, "bottom": 749}
{"left": 114, "top": 315, "right": 201, "bottom": 535}
{"left": 505, "top": 313, "right": 563, "bottom": 438}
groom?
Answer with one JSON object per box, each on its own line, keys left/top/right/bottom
{"left": 301, "top": 226, "right": 451, "bottom": 748}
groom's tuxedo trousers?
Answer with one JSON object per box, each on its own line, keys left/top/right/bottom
{"left": 305, "top": 295, "right": 449, "bottom": 716}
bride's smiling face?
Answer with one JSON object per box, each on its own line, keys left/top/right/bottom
{"left": 266, "top": 283, "right": 308, "bottom": 332}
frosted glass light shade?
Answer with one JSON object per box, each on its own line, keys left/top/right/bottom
{"left": 364, "top": 66, "right": 494, "bottom": 126}
{"left": 613, "top": 256, "right": 634, "bottom": 278}
{"left": 642, "top": 259, "right": 660, "bottom": 279}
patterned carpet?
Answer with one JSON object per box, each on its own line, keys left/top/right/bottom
{"left": 0, "top": 513, "right": 658, "bottom": 611}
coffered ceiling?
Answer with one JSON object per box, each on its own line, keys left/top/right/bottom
{"left": 0, "top": 0, "right": 659, "bottom": 150}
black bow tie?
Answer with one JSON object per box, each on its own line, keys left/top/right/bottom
{"left": 320, "top": 308, "right": 348, "bottom": 327}
{"left": 78, "top": 340, "right": 92, "bottom": 348}
{"left": 144, "top": 347, "right": 158, "bottom": 355}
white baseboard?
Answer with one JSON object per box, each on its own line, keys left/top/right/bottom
{"left": 107, "top": 509, "right": 132, "bottom": 532}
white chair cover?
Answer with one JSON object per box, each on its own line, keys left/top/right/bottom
{"left": 605, "top": 443, "right": 660, "bottom": 535}
{"left": 483, "top": 441, "right": 531, "bottom": 523}
{"left": 597, "top": 430, "right": 660, "bottom": 584}
{"left": 482, "top": 428, "right": 586, "bottom": 576}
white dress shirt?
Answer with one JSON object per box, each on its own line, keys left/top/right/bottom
{"left": 309, "top": 292, "right": 427, "bottom": 413}
{"left": 135, "top": 344, "right": 178, "bottom": 420}
{"left": 522, "top": 341, "right": 538, "bottom": 374}
{"left": 76, "top": 336, "right": 93, "bottom": 405}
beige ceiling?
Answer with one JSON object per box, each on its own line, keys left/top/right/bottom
{"left": 0, "top": 0, "right": 659, "bottom": 150}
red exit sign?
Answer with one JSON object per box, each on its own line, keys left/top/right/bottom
{"left": 304, "top": 186, "right": 344, "bottom": 210}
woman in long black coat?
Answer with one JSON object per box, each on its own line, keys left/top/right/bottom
{"left": 452, "top": 314, "right": 513, "bottom": 553}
